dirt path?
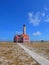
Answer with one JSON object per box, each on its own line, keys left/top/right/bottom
{"left": 17, "top": 43, "right": 49, "bottom": 65}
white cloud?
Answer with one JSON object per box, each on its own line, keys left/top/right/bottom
{"left": 42, "top": 12, "right": 45, "bottom": 17}
{"left": 32, "top": 31, "right": 41, "bottom": 36}
{"left": 28, "top": 12, "right": 33, "bottom": 17}
{"left": 45, "top": 18, "right": 49, "bottom": 22}
{"left": 28, "top": 7, "right": 49, "bottom": 26}
{"left": 44, "top": 15, "right": 49, "bottom": 22}
{"left": 46, "top": 18, "right": 49, "bottom": 22}
{"left": 28, "top": 12, "right": 41, "bottom": 26}
{"left": 43, "top": 15, "right": 49, "bottom": 22}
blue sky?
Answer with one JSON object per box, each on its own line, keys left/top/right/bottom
{"left": 0, "top": 0, "right": 49, "bottom": 41}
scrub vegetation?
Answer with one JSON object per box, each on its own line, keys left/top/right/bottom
{"left": 22, "top": 42, "right": 49, "bottom": 60}
{"left": 0, "top": 42, "right": 39, "bottom": 65}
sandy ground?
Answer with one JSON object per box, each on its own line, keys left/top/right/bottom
{"left": 0, "top": 42, "right": 39, "bottom": 65}
{"left": 22, "top": 42, "right": 49, "bottom": 60}
{"left": 18, "top": 43, "right": 49, "bottom": 65}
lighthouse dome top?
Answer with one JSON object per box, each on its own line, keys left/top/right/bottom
{"left": 23, "top": 24, "right": 26, "bottom": 27}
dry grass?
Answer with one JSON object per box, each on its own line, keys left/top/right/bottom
{"left": 0, "top": 42, "right": 39, "bottom": 65}
{"left": 22, "top": 42, "right": 49, "bottom": 60}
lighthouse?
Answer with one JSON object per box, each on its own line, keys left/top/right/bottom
{"left": 14, "top": 24, "right": 30, "bottom": 43}
{"left": 23, "top": 24, "right": 26, "bottom": 34}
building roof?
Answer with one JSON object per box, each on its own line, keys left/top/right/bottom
{"left": 15, "top": 36, "right": 19, "bottom": 39}
{"left": 14, "top": 34, "right": 29, "bottom": 39}
{"left": 21, "top": 34, "right": 29, "bottom": 38}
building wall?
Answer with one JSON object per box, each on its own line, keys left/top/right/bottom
{"left": 23, "top": 37, "right": 30, "bottom": 43}
{"left": 14, "top": 35, "right": 30, "bottom": 43}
